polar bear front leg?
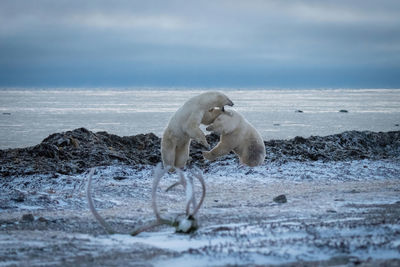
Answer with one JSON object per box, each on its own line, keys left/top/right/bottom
{"left": 184, "top": 114, "right": 210, "bottom": 149}
{"left": 203, "top": 142, "right": 232, "bottom": 161}
{"left": 185, "top": 126, "right": 210, "bottom": 149}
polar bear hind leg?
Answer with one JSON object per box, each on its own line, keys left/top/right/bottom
{"left": 161, "top": 137, "right": 176, "bottom": 169}
{"left": 245, "top": 140, "right": 265, "bottom": 167}
{"left": 175, "top": 141, "right": 190, "bottom": 169}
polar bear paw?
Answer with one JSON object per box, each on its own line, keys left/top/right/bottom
{"left": 202, "top": 151, "right": 214, "bottom": 161}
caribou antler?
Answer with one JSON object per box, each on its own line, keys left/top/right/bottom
{"left": 189, "top": 167, "right": 206, "bottom": 218}
{"left": 86, "top": 168, "right": 115, "bottom": 234}
{"left": 163, "top": 168, "right": 206, "bottom": 218}
{"left": 151, "top": 163, "right": 168, "bottom": 221}
{"left": 87, "top": 167, "right": 164, "bottom": 235}
{"left": 132, "top": 164, "right": 207, "bottom": 235}
{"left": 176, "top": 168, "right": 196, "bottom": 216}
{"left": 86, "top": 163, "right": 206, "bottom": 236}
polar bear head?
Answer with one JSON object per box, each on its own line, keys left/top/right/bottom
{"left": 196, "top": 91, "right": 234, "bottom": 110}
{"left": 206, "top": 109, "right": 241, "bottom": 135}
{"left": 201, "top": 107, "right": 224, "bottom": 125}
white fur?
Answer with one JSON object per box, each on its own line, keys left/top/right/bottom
{"left": 204, "top": 109, "right": 266, "bottom": 167}
{"left": 161, "top": 92, "right": 233, "bottom": 169}
{"left": 200, "top": 107, "right": 224, "bottom": 126}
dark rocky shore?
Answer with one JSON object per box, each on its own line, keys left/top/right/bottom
{"left": 1, "top": 127, "right": 399, "bottom": 177}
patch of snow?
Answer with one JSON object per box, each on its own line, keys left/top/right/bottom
{"left": 1, "top": 158, "right": 400, "bottom": 266}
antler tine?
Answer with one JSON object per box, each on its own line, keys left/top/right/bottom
{"left": 176, "top": 168, "right": 187, "bottom": 189}
{"left": 86, "top": 168, "right": 115, "bottom": 234}
{"left": 131, "top": 221, "right": 164, "bottom": 236}
{"left": 189, "top": 168, "right": 206, "bottom": 217}
{"left": 152, "top": 163, "right": 167, "bottom": 221}
{"left": 154, "top": 163, "right": 167, "bottom": 181}
{"left": 165, "top": 181, "right": 181, "bottom": 192}
{"left": 165, "top": 168, "right": 187, "bottom": 192}
{"left": 188, "top": 173, "right": 197, "bottom": 214}
{"left": 178, "top": 169, "right": 196, "bottom": 216}
{"left": 133, "top": 164, "right": 180, "bottom": 236}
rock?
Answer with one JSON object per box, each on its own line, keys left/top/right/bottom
{"left": 264, "top": 130, "right": 400, "bottom": 163}
{"left": 38, "top": 217, "right": 48, "bottom": 223}
{"left": 293, "top": 136, "right": 307, "bottom": 144}
{"left": 0, "top": 128, "right": 161, "bottom": 177}
{"left": 21, "top": 213, "right": 34, "bottom": 222}
{"left": 273, "top": 194, "right": 287, "bottom": 203}
{"left": 56, "top": 137, "right": 70, "bottom": 147}
{"left": 212, "top": 226, "right": 232, "bottom": 232}
{"left": 70, "top": 137, "right": 79, "bottom": 148}
{"left": 349, "top": 189, "right": 360, "bottom": 193}
{"left": 113, "top": 176, "right": 128, "bottom": 181}
{"left": 11, "top": 191, "right": 25, "bottom": 202}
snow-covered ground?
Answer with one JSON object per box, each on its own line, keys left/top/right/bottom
{"left": 1, "top": 158, "right": 400, "bottom": 266}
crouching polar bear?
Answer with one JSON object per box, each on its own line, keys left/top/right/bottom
{"left": 161, "top": 92, "right": 233, "bottom": 169}
{"left": 203, "top": 109, "right": 266, "bottom": 167}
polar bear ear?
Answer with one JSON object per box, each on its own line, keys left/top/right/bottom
{"left": 208, "top": 108, "right": 214, "bottom": 112}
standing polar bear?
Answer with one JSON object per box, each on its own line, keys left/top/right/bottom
{"left": 161, "top": 92, "right": 234, "bottom": 169}
{"left": 203, "top": 109, "right": 266, "bottom": 167}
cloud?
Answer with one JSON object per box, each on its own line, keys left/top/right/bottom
{"left": 78, "top": 14, "right": 184, "bottom": 30}
{"left": 0, "top": 0, "right": 399, "bottom": 87}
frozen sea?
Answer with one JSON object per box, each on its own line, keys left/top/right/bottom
{"left": 0, "top": 88, "right": 399, "bottom": 149}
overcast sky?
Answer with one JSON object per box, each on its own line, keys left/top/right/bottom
{"left": 1, "top": 0, "right": 399, "bottom": 88}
